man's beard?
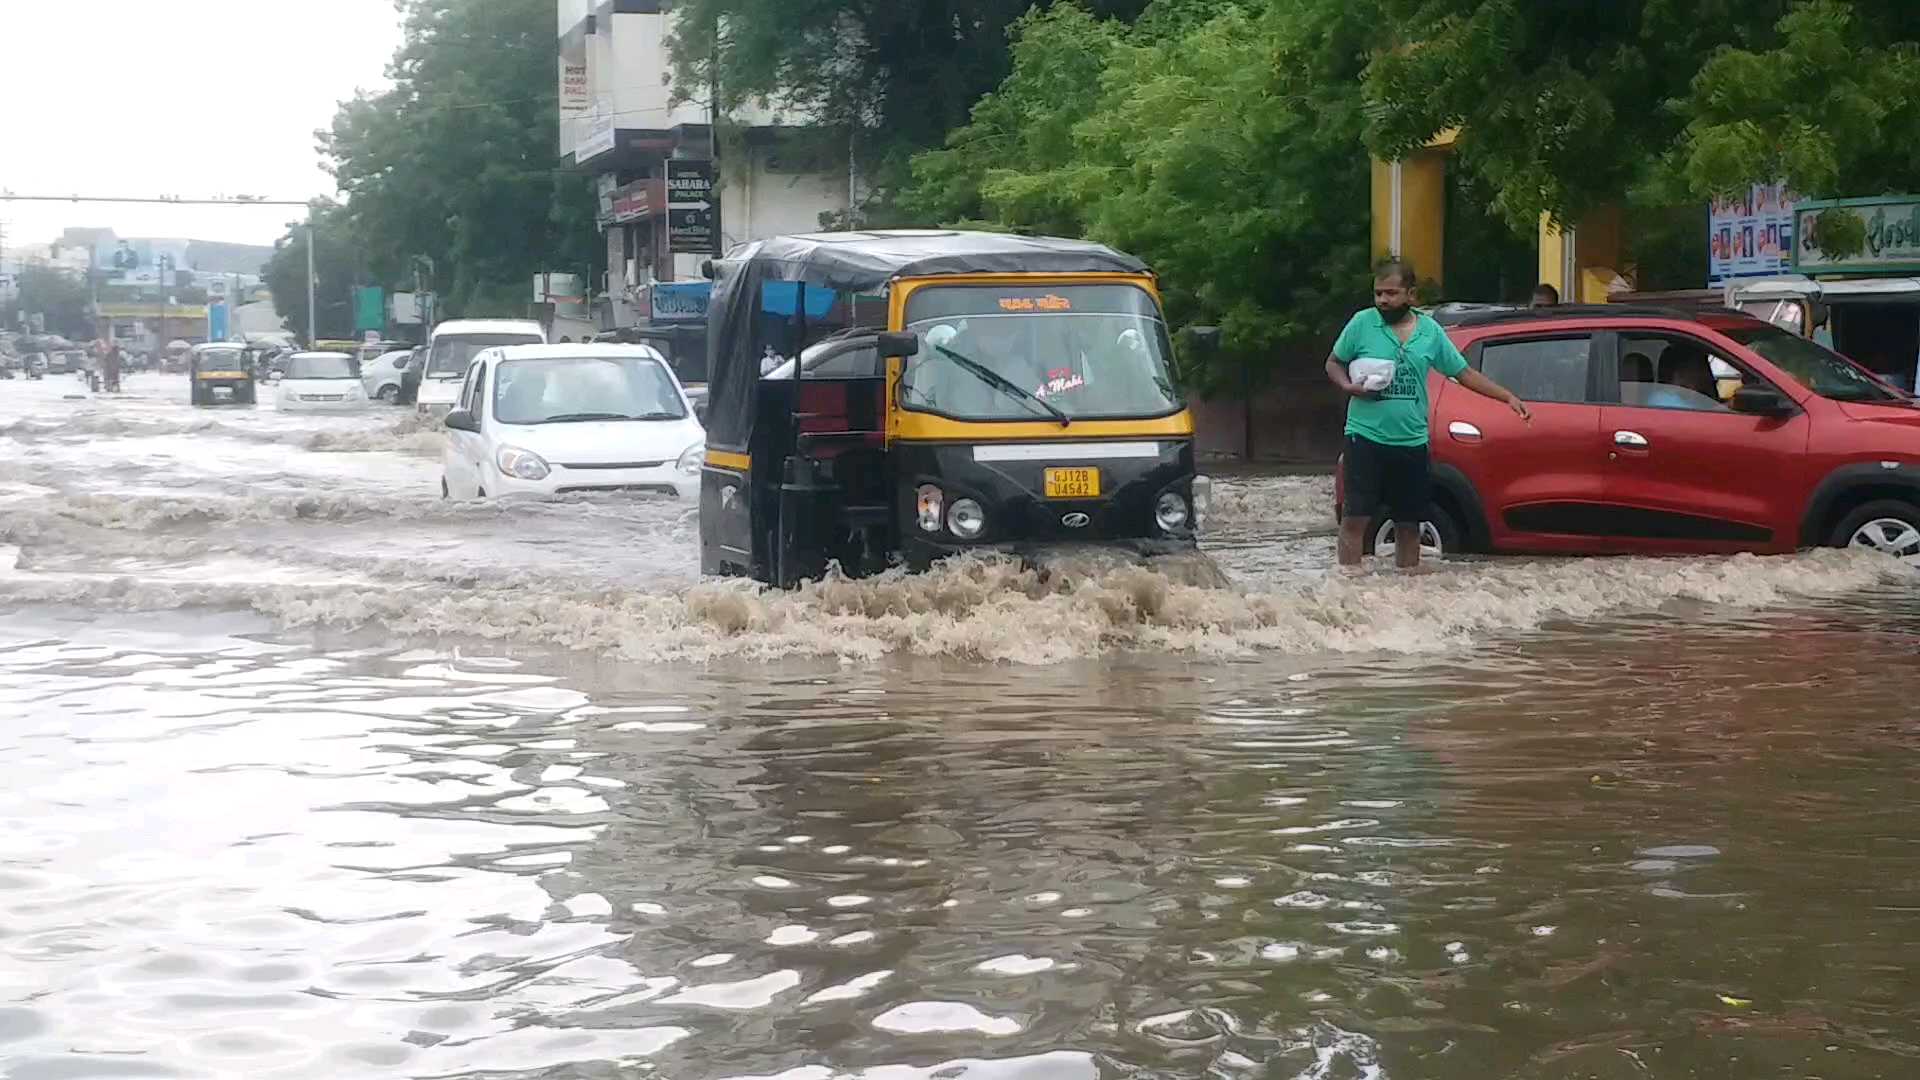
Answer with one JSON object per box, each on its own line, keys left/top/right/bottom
{"left": 1376, "top": 302, "right": 1411, "bottom": 323}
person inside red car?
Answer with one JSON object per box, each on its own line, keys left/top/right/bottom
{"left": 1326, "top": 259, "right": 1531, "bottom": 569}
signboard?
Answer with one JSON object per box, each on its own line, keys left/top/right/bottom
{"left": 576, "top": 98, "right": 616, "bottom": 162}
{"left": 391, "top": 292, "right": 422, "bottom": 325}
{"left": 93, "top": 237, "right": 191, "bottom": 285}
{"left": 611, "top": 179, "right": 662, "bottom": 224}
{"left": 1709, "top": 183, "right": 1795, "bottom": 285}
{"left": 1793, "top": 195, "right": 1920, "bottom": 274}
{"left": 651, "top": 281, "right": 711, "bottom": 324}
{"left": 596, "top": 173, "right": 620, "bottom": 226}
{"left": 353, "top": 286, "right": 385, "bottom": 334}
{"left": 207, "top": 301, "right": 229, "bottom": 342}
{"left": 559, "top": 59, "right": 590, "bottom": 114}
{"left": 666, "top": 159, "right": 718, "bottom": 255}
{"left": 205, "top": 277, "right": 228, "bottom": 300}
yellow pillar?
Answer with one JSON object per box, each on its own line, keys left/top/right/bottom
{"left": 1371, "top": 149, "right": 1448, "bottom": 291}
{"left": 1538, "top": 205, "right": 1632, "bottom": 303}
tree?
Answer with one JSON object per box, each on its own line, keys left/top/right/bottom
{"left": 263, "top": 202, "right": 362, "bottom": 342}
{"left": 1360, "top": 0, "right": 1799, "bottom": 231}
{"left": 903, "top": 0, "right": 1382, "bottom": 389}
{"left": 666, "top": 0, "right": 1156, "bottom": 204}
{"left": 14, "top": 266, "right": 91, "bottom": 339}
{"left": 1672, "top": 0, "right": 1920, "bottom": 203}
{"left": 319, "top": 0, "right": 597, "bottom": 317}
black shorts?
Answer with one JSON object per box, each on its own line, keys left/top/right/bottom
{"left": 1343, "top": 435, "right": 1430, "bottom": 523}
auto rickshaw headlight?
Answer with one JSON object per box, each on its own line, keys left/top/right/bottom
{"left": 1155, "top": 491, "right": 1190, "bottom": 532}
{"left": 916, "top": 485, "right": 944, "bottom": 533}
{"left": 947, "top": 498, "right": 987, "bottom": 540}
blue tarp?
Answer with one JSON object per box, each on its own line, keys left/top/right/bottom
{"left": 760, "top": 281, "right": 839, "bottom": 319}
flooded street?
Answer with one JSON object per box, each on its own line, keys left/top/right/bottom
{"left": 4, "top": 373, "right": 1920, "bottom": 1078}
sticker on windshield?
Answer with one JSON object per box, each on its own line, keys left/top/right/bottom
{"left": 1035, "top": 367, "right": 1086, "bottom": 399}
{"left": 998, "top": 294, "right": 1073, "bottom": 313}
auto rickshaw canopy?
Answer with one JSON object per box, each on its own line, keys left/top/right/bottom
{"left": 701, "top": 230, "right": 1151, "bottom": 452}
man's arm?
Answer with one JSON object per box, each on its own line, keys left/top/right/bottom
{"left": 1457, "top": 367, "right": 1531, "bottom": 421}
{"left": 1325, "top": 354, "right": 1380, "bottom": 401}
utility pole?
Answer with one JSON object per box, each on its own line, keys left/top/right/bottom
{"left": 305, "top": 209, "right": 316, "bottom": 346}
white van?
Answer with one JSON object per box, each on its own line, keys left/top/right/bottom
{"left": 415, "top": 319, "right": 545, "bottom": 415}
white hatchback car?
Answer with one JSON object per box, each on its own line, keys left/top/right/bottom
{"left": 360, "top": 348, "right": 412, "bottom": 403}
{"left": 441, "top": 344, "right": 705, "bottom": 500}
{"left": 277, "top": 352, "right": 370, "bottom": 412}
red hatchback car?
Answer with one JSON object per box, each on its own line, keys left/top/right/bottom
{"left": 1337, "top": 305, "right": 1920, "bottom": 564}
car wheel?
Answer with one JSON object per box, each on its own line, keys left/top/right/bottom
{"left": 377, "top": 384, "right": 399, "bottom": 403}
{"left": 1369, "top": 505, "right": 1461, "bottom": 560}
{"left": 1832, "top": 499, "right": 1920, "bottom": 567}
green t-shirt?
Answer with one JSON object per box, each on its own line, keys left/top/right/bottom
{"left": 1331, "top": 308, "right": 1468, "bottom": 447}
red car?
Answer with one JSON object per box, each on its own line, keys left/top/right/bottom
{"left": 1337, "top": 304, "right": 1920, "bottom": 564}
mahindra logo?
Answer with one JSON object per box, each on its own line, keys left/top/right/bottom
{"left": 1061, "top": 512, "right": 1091, "bottom": 529}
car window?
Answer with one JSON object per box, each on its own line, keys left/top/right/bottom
{"left": 1619, "top": 334, "right": 1738, "bottom": 412}
{"left": 1478, "top": 336, "right": 1593, "bottom": 404}
{"left": 460, "top": 361, "right": 481, "bottom": 412}
{"left": 469, "top": 363, "right": 488, "bottom": 418}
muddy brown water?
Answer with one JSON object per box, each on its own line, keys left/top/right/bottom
{"left": 2, "top": 374, "right": 1917, "bottom": 1078}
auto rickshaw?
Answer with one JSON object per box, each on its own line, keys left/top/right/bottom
{"left": 189, "top": 342, "right": 257, "bottom": 406}
{"left": 698, "top": 230, "right": 1210, "bottom": 587}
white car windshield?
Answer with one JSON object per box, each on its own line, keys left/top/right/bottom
{"left": 428, "top": 333, "right": 541, "bottom": 377}
{"left": 898, "top": 284, "right": 1182, "bottom": 421}
{"left": 493, "top": 356, "right": 686, "bottom": 424}
{"left": 287, "top": 354, "right": 357, "bottom": 379}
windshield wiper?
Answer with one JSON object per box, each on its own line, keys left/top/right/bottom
{"left": 932, "top": 344, "right": 1070, "bottom": 427}
{"left": 535, "top": 411, "right": 678, "bottom": 423}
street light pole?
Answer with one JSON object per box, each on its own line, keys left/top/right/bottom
{"left": 305, "top": 209, "right": 316, "bottom": 346}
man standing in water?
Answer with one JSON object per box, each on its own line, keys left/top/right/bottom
{"left": 1325, "top": 259, "right": 1530, "bottom": 568}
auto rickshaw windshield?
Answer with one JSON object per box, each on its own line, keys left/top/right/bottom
{"left": 899, "top": 283, "right": 1180, "bottom": 421}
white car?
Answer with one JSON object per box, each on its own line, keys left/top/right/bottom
{"left": 417, "top": 318, "right": 546, "bottom": 416}
{"left": 276, "top": 351, "right": 370, "bottom": 412}
{"left": 360, "top": 349, "right": 412, "bottom": 403}
{"left": 441, "top": 344, "right": 705, "bottom": 500}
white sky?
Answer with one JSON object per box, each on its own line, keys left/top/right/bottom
{"left": 0, "top": 0, "right": 404, "bottom": 249}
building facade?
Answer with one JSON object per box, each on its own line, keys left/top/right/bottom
{"left": 557, "top": 0, "right": 857, "bottom": 330}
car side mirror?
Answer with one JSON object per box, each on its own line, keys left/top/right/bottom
{"left": 1732, "top": 385, "right": 1794, "bottom": 417}
{"left": 444, "top": 408, "right": 480, "bottom": 433}
{"left": 876, "top": 331, "right": 919, "bottom": 359}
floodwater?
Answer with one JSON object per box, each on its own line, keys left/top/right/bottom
{"left": 3, "top": 371, "right": 1918, "bottom": 1079}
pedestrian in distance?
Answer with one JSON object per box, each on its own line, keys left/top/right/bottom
{"left": 1325, "top": 259, "right": 1531, "bottom": 569}
{"left": 1531, "top": 282, "right": 1560, "bottom": 307}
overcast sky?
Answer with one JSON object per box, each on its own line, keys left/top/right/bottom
{"left": 0, "top": 0, "right": 404, "bottom": 249}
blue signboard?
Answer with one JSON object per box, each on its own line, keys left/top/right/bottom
{"left": 652, "top": 281, "right": 712, "bottom": 324}
{"left": 207, "top": 301, "right": 229, "bottom": 342}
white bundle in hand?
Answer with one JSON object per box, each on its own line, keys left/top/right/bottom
{"left": 1347, "top": 357, "right": 1395, "bottom": 392}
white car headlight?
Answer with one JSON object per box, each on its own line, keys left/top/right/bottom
{"left": 495, "top": 444, "right": 550, "bottom": 481}
{"left": 677, "top": 443, "right": 703, "bottom": 476}
{"left": 947, "top": 497, "right": 986, "bottom": 539}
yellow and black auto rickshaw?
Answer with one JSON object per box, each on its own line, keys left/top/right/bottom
{"left": 698, "top": 230, "right": 1210, "bottom": 586}
{"left": 189, "top": 342, "right": 257, "bottom": 406}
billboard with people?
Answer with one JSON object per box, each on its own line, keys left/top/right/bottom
{"left": 91, "top": 237, "right": 192, "bottom": 286}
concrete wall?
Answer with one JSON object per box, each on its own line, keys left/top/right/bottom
{"left": 1191, "top": 345, "right": 1348, "bottom": 465}
{"left": 717, "top": 143, "right": 851, "bottom": 252}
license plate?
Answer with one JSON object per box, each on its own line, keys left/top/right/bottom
{"left": 1043, "top": 467, "right": 1100, "bottom": 499}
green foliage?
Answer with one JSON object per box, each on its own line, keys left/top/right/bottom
{"left": 263, "top": 202, "right": 364, "bottom": 342}
{"left": 903, "top": 0, "right": 1380, "bottom": 390}
{"left": 1362, "top": 0, "right": 1795, "bottom": 230}
{"left": 15, "top": 266, "right": 92, "bottom": 339}
{"left": 293, "top": 0, "right": 596, "bottom": 321}
{"left": 1673, "top": 0, "right": 1920, "bottom": 200}
{"left": 1810, "top": 205, "right": 1870, "bottom": 259}
{"left": 666, "top": 0, "right": 1154, "bottom": 205}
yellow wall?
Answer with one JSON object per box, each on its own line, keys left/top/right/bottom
{"left": 1370, "top": 151, "right": 1448, "bottom": 290}
{"left": 1538, "top": 206, "right": 1630, "bottom": 302}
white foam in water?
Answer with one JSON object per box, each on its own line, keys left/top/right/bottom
{"left": 0, "top": 390, "right": 1910, "bottom": 665}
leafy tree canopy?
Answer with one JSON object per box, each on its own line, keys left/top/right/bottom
{"left": 1672, "top": 0, "right": 1920, "bottom": 201}
{"left": 666, "top": 0, "right": 1154, "bottom": 196}
{"left": 904, "top": 0, "right": 1380, "bottom": 389}
{"left": 263, "top": 201, "right": 364, "bottom": 343}
{"left": 280, "top": 0, "right": 596, "bottom": 324}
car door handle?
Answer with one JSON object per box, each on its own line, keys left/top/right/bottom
{"left": 1448, "top": 421, "right": 1482, "bottom": 442}
{"left": 1614, "top": 430, "right": 1649, "bottom": 448}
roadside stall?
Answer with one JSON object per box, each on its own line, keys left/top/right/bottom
{"left": 1730, "top": 195, "right": 1920, "bottom": 392}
